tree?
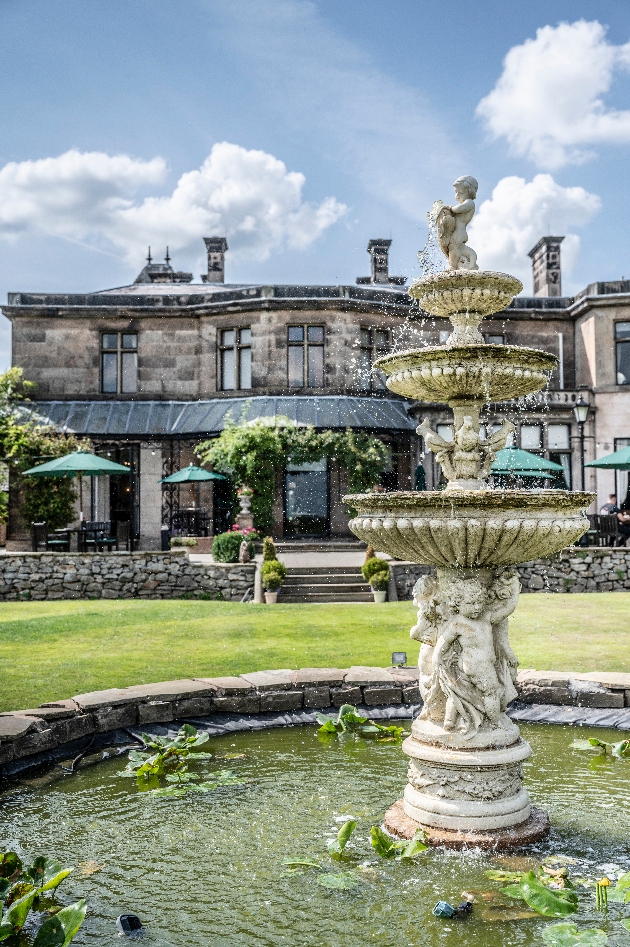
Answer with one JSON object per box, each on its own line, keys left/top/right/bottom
{"left": 197, "top": 417, "right": 390, "bottom": 534}
{"left": 0, "top": 368, "right": 90, "bottom": 531}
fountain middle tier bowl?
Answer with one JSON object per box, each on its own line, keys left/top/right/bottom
{"left": 375, "top": 344, "right": 557, "bottom": 404}
{"left": 346, "top": 490, "right": 593, "bottom": 567}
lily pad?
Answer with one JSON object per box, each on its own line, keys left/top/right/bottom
{"left": 485, "top": 869, "right": 524, "bottom": 882}
{"left": 316, "top": 872, "right": 359, "bottom": 890}
{"left": 282, "top": 860, "right": 321, "bottom": 869}
{"left": 541, "top": 922, "right": 607, "bottom": 946}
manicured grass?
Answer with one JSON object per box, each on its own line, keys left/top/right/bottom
{"left": 0, "top": 594, "right": 629, "bottom": 711}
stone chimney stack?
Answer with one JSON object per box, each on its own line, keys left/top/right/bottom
{"left": 528, "top": 236, "right": 564, "bottom": 297}
{"left": 356, "top": 239, "right": 406, "bottom": 286}
{"left": 201, "top": 237, "right": 228, "bottom": 284}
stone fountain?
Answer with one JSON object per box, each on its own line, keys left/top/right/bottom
{"left": 346, "top": 176, "right": 594, "bottom": 849}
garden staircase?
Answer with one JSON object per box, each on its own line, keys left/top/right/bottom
{"left": 279, "top": 565, "right": 373, "bottom": 603}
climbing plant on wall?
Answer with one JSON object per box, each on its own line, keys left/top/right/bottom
{"left": 196, "top": 417, "right": 389, "bottom": 534}
{"left": 0, "top": 368, "right": 90, "bottom": 530}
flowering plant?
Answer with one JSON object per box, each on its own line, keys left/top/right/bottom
{"left": 370, "top": 485, "right": 387, "bottom": 493}
{"left": 229, "top": 524, "right": 259, "bottom": 539}
{"left": 237, "top": 485, "right": 254, "bottom": 496}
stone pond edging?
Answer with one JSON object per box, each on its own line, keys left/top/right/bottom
{"left": 391, "top": 546, "right": 630, "bottom": 599}
{"left": 0, "top": 550, "right": 255, "bottom": 601}
{"left": 1, "top": 666, "right": 629, "bottom": 778}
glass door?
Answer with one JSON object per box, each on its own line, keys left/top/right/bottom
{"left": 284, "top": 460, "right": 329, "bottom": 537}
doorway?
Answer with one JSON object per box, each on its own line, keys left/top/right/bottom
{"left": 284, "top": 459, "right": 329, "bottom": 537}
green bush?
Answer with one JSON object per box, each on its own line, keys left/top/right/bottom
{"left": 261, "top": 559, "right": 287, "bottom": 591}
{"left": 262, "top": 536, "right": 277, "bottom": 561}
{"left": 170, "top": 536, "right": 198, "bottom": 547}
{"left": 212, "top": 531, "right": 254, "bottom": 563}
{"left": 361, "top": 556, "right": 389, "bottom": 587}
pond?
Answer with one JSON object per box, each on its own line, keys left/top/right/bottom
{"left": 1, "top": 722, "right": 629, "bottom": 947}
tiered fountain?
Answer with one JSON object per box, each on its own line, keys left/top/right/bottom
{"left": 346, "top": 176, "right": 593, "bottom": 849}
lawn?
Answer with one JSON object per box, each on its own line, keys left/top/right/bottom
{"left": 1, "top": 594, "right": 629, "bottom": 712}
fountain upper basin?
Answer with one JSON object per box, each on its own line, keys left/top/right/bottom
{"left": 409, "top": 269, "right": 523, "bottom": 319}
{"left": 346, "top": 490, "right": 593, "bottom": 567}
{"left": 375, "top": 344, "right": 557, "bottom": 405}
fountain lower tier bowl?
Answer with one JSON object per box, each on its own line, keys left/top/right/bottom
{"left": 374, "top": 344, "right": 557, "bottom": 404}
{"left": 345, "top": 490, "right": 593, "bottom": 567}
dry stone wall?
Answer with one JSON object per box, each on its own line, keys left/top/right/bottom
{"left": 0, "top": 551, "right": 255, "bottom": 601}
{"left": 391, "top": 547, "right": 630, "bottom": 599}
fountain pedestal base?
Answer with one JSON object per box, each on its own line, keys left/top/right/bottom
{"left": 384, "top": 798, "right": 550, "bottom": 851}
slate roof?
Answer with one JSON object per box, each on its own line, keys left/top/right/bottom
{"left": 19, "top": 396, "right": 417, "bottom": 437}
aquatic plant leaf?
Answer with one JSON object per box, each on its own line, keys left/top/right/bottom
{"left": 328, "top": 819, "right": 357, "bottom": 859}
{"left": 616, "top": 872, "right": 630, "bottom": 890}
{"left": 485, "top": 870, "right": 524, "bottom": 882}
{"left": 500, "top": 884, "right": 525, "bottom": 899}
{"left": 620, "top": 919, "right": 630, "bottom": 932}
{"left": 520, "top": 872, "right": 578, "bottom": 917}
{"left": 5, "top": 881, "right": 35, "bottom": 906}
{"left": 148, "top": 787, "right": 189, "bottom": 797}
{"left": 187, "top": 752, "right": 213, "bottom": 761}
{"left": 398, "top": 830, "right": 429, "bottom": 858}
{"left": 316, "top": 720, "right": 338, "bottom": 735}
{"left": 5, "top": 886, "right": 41, "bottom": 930}
{"left": 33, "top": 899, "right": 87, "bottom": 947}
{"left": 611, "top": 740, "right": 630, "bottom": 758}
{"left": 282, "top": 860, "right": 321, "bottom": 869}
{"left": 369, "top": 825, "right": 401, "bottom": 858}
{"left": 28, "top": 858, "right": 72, "bottom": 892}
{"left": 541, "top": 922, "right": 607, "bottom": 946}
{"left": 0, "top": 852, "right": 21, "bottom": 880}
{"left": 0, "top": 880, "right": 10, "bottom": 903}
{"left": 316, "top": 872, "right": 359, "bottom": 889}
{"left": 571, "top": 740, "right": 598, "bottom": 751}
{"left": 165, "top": 772, "right": 200, "bottom": 783}
{"left": 0, "top": 921, "right": 15, "bottom": 942}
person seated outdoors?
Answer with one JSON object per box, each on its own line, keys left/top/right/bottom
{"left": 600, "top": 494, "right": 620, "bottom": 514}
{"left": 617, "top": 496, "right": 630, "bottom": 545}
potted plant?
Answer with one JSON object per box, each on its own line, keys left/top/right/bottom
{"left": 261, "top": 560, "right": 287, "bottom": 603}
{"left": 237, "top": 484, "right": 254, "bottom": 515}
{"left": 361, "top": 555, "right": 390, "bottom": 603}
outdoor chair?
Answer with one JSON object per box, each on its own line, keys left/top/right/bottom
{"left": 115, "top": 520, "right": 131, "bottom": 551}
{"left": 31, "top": 522, "right": 71, "bottom": 553}
{"left": 598, "top": 514, "right": 622, "bottom": 547}
{"left": 79, "top": 521, "right": 113, "bottom": 553}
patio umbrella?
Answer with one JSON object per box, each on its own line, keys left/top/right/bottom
{"left": 159, "top": 464, "right": 227, "bottom": 483}
{"left": 160, "top": 464, "right": 227, "bottom": 510}
{"left": 22, "top": 450, "right": 130, "bottom": 519}
{"left": 584, "top": 446, "right": 630, "bottom": 470}
{"left": 491, "top": 447, "right": 565, "bottom": 476}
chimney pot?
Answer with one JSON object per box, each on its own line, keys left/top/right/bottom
{"left": 202, "top": 236, "right": 228, "bottom": 284}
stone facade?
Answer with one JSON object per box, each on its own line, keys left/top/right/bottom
{"left": 391, "top": 546, "right": 630, "bottom": 598}
{"left": 1, "top": 664, "right": 628, "bottom": 777}
{"left": 0, "top": 550, "right": 255, "bottom": 601}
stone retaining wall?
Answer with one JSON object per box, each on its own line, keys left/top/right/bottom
{"left": 0, "top": 550, "right": 255, "bottom": 601}
{"left": 1, "top": 666, "right": 629, "bottom": 777}
{"left": 391, "top": 547, "right": 630, "bottom": 599}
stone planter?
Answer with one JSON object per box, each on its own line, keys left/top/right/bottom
{"left": 372, "top": 590, "right": 387, "bottom": 603}
{"left": 264, "top": 591, "right": 278, "bottom": 604}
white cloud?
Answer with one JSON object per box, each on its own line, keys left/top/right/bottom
{"left": 0, "top": 143, "right": 347, "bottom": 268}
{"left": 468, "top": 174, "right": 601, "bottom": 289}
{"left": 477, "top": 20, "right": 630, "bottom": 169}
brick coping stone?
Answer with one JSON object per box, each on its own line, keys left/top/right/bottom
{"left": 1, "top": 667, "right": 629, "bottom": 778}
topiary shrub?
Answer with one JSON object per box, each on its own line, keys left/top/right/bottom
{"left": 213, "top": 531, "right": 254, "bottom": 563}
{"left": 262, "top": 536, "right": 277, "bottom": 561}
{"left": 170, "top": 536, "right": 198, "bottom": 548}
{"left": 361, "top": 556, "right": 390, "bottom": 590}
{"left": 261, "top": 559, "right": 287, "bottom": 591}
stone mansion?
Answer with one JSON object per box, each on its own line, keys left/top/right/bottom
{"left": 3, "top": 235, "right": 629, "bottom": 548}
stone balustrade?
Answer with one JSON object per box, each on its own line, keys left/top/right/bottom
{"left": 0, "top": 550, "right": 255, "bottom": 601}
{"left": 1, "top": 666, "right": 628, "bottom": 778}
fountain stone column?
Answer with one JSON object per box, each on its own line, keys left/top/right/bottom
{"left": 345, "top": 177, "right": 593, "bottom": 849}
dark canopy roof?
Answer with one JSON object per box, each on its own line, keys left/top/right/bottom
{"left": 20, "top": 396, "right": 416, "bottom": 437}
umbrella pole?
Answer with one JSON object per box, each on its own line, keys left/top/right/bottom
{"left": 78, "top": 472, "right": 83, "bottom": 522}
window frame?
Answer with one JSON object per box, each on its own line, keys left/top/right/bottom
{"left": 287, "top": 324, "right": 325, "bottom": 389}
{"left": 218, "top": 327, "right": 252, "bottom": 391}
{"left": 358, "top": 326, "right": 391, "bottom": 391}
{"left": 615, "top": 322, "right": 630, "bottom": 386}
{"left": 100, "top": 331, "right": 138, "bottom": 395}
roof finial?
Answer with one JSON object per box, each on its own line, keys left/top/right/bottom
{"left": 165, "top": 246, "right": 171, "bottom": 264}
{"left": 146, "top": 246, "right": 152, "bottom": 264}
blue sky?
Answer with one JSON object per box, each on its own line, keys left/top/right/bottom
{"left": 1, "top": 0, "right": 630, "bottom": 368}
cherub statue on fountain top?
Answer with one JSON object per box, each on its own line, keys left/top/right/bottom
{"left": 435, "top": 176, "right": 479, "bottom": 271}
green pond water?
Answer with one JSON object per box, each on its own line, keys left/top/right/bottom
{"left": 1, "top": 722, "right": 630, "bottom": 947}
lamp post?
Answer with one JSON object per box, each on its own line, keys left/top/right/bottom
{"left": 573, "top": 396, "right": 590, "bottom": 491}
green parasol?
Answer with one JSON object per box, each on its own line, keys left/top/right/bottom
{"left": 22, "top": 450, "right": 130, "bottom": 520}
{"left": 159, "top": 464, "right": 227, "bottom": 484}
{"left": 491, "top": 447, "right": 564, "bottom": 476}
{"left": 585, "top": 446, "right": 630, "bottom": 470}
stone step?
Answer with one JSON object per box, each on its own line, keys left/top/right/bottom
{"left": 283, "top": 573, "right": 365, "bottom": 586}
{"left": 285, "top": 566, "right": 366, "bottom": 576}
{"left": 274, "top": 541, "right": 365, "bottom": 553}
{"left": 280, "top": 592, "right": 375, "bottom": 603}
{"left": 284, "top": 581, "right": 369, "bottom": 593}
